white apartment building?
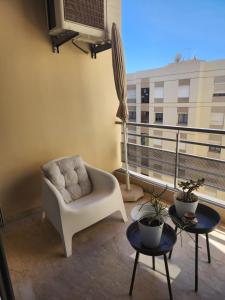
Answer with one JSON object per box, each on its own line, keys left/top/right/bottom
{"left": 126, "top": 58, "right": 225, "bottom": 200}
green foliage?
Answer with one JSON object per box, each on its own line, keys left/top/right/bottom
{"left": 138, "top": 186, "right": 168, "bottom": 225}
{"left": 138, "top": 186, "right": 196, "bottom": 246}
{"left": 178, "top": 178, "right": 205, "bottom": 202}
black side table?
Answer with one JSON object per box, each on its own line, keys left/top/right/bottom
{"left": 126, "top": 222, "right": 177, "bottom": 300}
{"left": 169, "top": 203, "right": 220, "bottom": 292}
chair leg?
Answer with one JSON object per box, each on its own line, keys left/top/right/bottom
{"left": 62, "top": 234, "right": 72, "bottom": 258}
{"left": 195, "top": 233, "right": 198, "bottom": 292}
{"left": 120, "top": 206, "right": 128, "bottom": 223}
{"left": 206, "top": 233, "right": 211, "bottom": 264}
{"left": 152, "top": 256, "right": 155, "bottom": 270}
{"left": 164, "top": 254, "right": 173, "bottom": 300}
{"left": 169, "top": 226, "right": 178, "bottom": 259}
{"left": 129, "top": 251, "right": 139, "bottom": 296}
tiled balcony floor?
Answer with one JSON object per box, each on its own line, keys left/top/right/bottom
{"left": 3, "top": 202, "right": 225, "bottom": 300}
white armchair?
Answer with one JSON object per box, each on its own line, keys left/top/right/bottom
{"left": 42, "top": 156, "right": 127, "bottom": 257}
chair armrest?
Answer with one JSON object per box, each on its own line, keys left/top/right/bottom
{"left": 85, "top": 164, "right": 118, "bottom": 192}
{"left": 42, "top": 177, "right": 68, "bottom": 213}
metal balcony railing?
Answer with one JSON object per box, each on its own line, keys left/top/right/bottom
{"left": 116, "top": 121, "right": 225, "bottom": 197}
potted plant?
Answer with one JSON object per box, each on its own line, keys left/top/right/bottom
{"left": 138, "top": 188, "right": 168, "bottom": 248}
{"left": 174, "top": 178, "right": 205, "bottom": 217}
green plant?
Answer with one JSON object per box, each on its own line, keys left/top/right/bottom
{"left": 137, "top": 186, "right": 195, "bottom": 246}
{"left": 177, "top": 178, "right": 205, "bottom": 202}
{"left": 138, "top": 187, "right": 168, "bottom": 226}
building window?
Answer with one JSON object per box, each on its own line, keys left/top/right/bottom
{"left": 141, "top": 134, "right": 148, "bottom": 146}
{"left": 141, "top": 111, "right": 149, "bottom": 123}
{"left": 178, "top": 79, "right": 190, "bottom": 102}
{"left": 210, "top": 112, "right": 224, "bottom": 126}
{"left": 213, "top": 76, "right": 225, "bottom": 97}
{"left": 127, "top": 86, "right": 136, "bottom": 103}
{"left": 154, "top": 87, "right": 164, "bottom": 99}
{"left": 178, "top": 113, "right": 188, "bottom": 125}
{"left": 141, "top": 88, "right": 149, "bottom": 103}
{"left": 154, "top": 82, "right": 164, "bottom": 101}
{"left": 208, "top": 145, "right": 221, "bottom": 153}
{"left": 213, "top": 92, "right": 225, "bottom": 97}
{"left": 129, "top": 111, "right": 136, "bottom": 122}
{"left": 127, "top": 88, "right": 136, "bottom": 99}
{"left": 178, "top": 85, "right": 189, "bottom": 98}
{"left": 155, "top": 113, "right": 163, "bottom": 123}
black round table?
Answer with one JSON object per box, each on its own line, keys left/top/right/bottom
{"left": 169, "top": 203, "right": 220, "bottom": 292}
{"left": 126, "top": 222, "right": 177, "bottom": 300}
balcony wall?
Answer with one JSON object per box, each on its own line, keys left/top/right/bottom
{"left": 0, "top": 0, "right": 121, "bottom": 222}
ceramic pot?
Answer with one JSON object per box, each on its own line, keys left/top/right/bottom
{"left": 131, "top": 203, "right": 155, "bottom": 221}
{"left": 174, "top": 191, "right": 198, "bottom": 217}
{"left": 138, "top": 219, "right": 164, "bottom": 248}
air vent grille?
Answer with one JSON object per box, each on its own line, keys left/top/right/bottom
{"left": 64, "top": 0, "right": 104, "bottom": 30}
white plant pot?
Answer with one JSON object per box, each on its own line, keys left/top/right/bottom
{"left": 174, "top": 192, "right": 198, "bottom": 217}
{"left": 138, "top": 221, "right": 164, "bottom": 248}
{"left": 131, "top": 203, "right": 155, "bottom": 221}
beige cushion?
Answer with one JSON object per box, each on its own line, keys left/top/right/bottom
{"left": 42, "top": 156, "right": 92, "bottom": 204}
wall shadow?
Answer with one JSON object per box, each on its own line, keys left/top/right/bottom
{"left": 2, "top": 170, "right": 42, "bottom": 222}
{"left": 21, "top": 0, "right": 49, "bottom": 43}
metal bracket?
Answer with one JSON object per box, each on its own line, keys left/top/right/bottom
{"left": 90, "top": 42, "right": 112, "bottom": 59}
{"left": 51, "top": 31, "right": 79, "bottom": 53}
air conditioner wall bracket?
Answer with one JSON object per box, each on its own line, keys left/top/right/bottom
{"left": 51, "top": 31, "right": 79, "bottom": 53}
{"left": 90, "top": 42, "right": 112, "bottom": 59}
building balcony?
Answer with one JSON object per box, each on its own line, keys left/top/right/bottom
{"left": 3, "top": 121, "right": 225, "bottom": 300}
{"left": 2, "top": 2, "right": 225, "bottom": 300}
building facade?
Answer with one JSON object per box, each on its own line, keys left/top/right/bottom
{"left": 126, "top": 58, "right": 225, "bottom": 200}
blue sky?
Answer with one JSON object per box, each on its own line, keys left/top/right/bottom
{"left": 122, "top": 0, "right": 225, "bottom": 73}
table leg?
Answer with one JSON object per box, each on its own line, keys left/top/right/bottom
{"left": 206, "top": 233, "right": 211, "bottom": 264}
{"left": 152, "top": 256, "right": 155, "bottom": 270}
{"left": 195, "top": 233, "right": 198, "bottom": 292}
{"left": 168, "top": 225, "right": 178, "bottom": 259}
{"left": 164, "top": 254, "right": 173, "bottom": 300}
{"left": 129, "top": 251, "right": 139, "bottom": 296}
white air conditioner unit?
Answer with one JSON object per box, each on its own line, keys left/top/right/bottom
{"left": 46, "top": 0, "right": 121, "bottom": 44}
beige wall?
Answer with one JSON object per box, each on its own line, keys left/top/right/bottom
{"left": 0, "top": 0, "right": 121, "bottom": 221}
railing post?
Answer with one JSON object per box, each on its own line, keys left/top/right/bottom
{"left": 123, "top": 122, "right": 131, "bottom": 190}
{"left": 174, "top": 130, "right": 180, "bottom": 189}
